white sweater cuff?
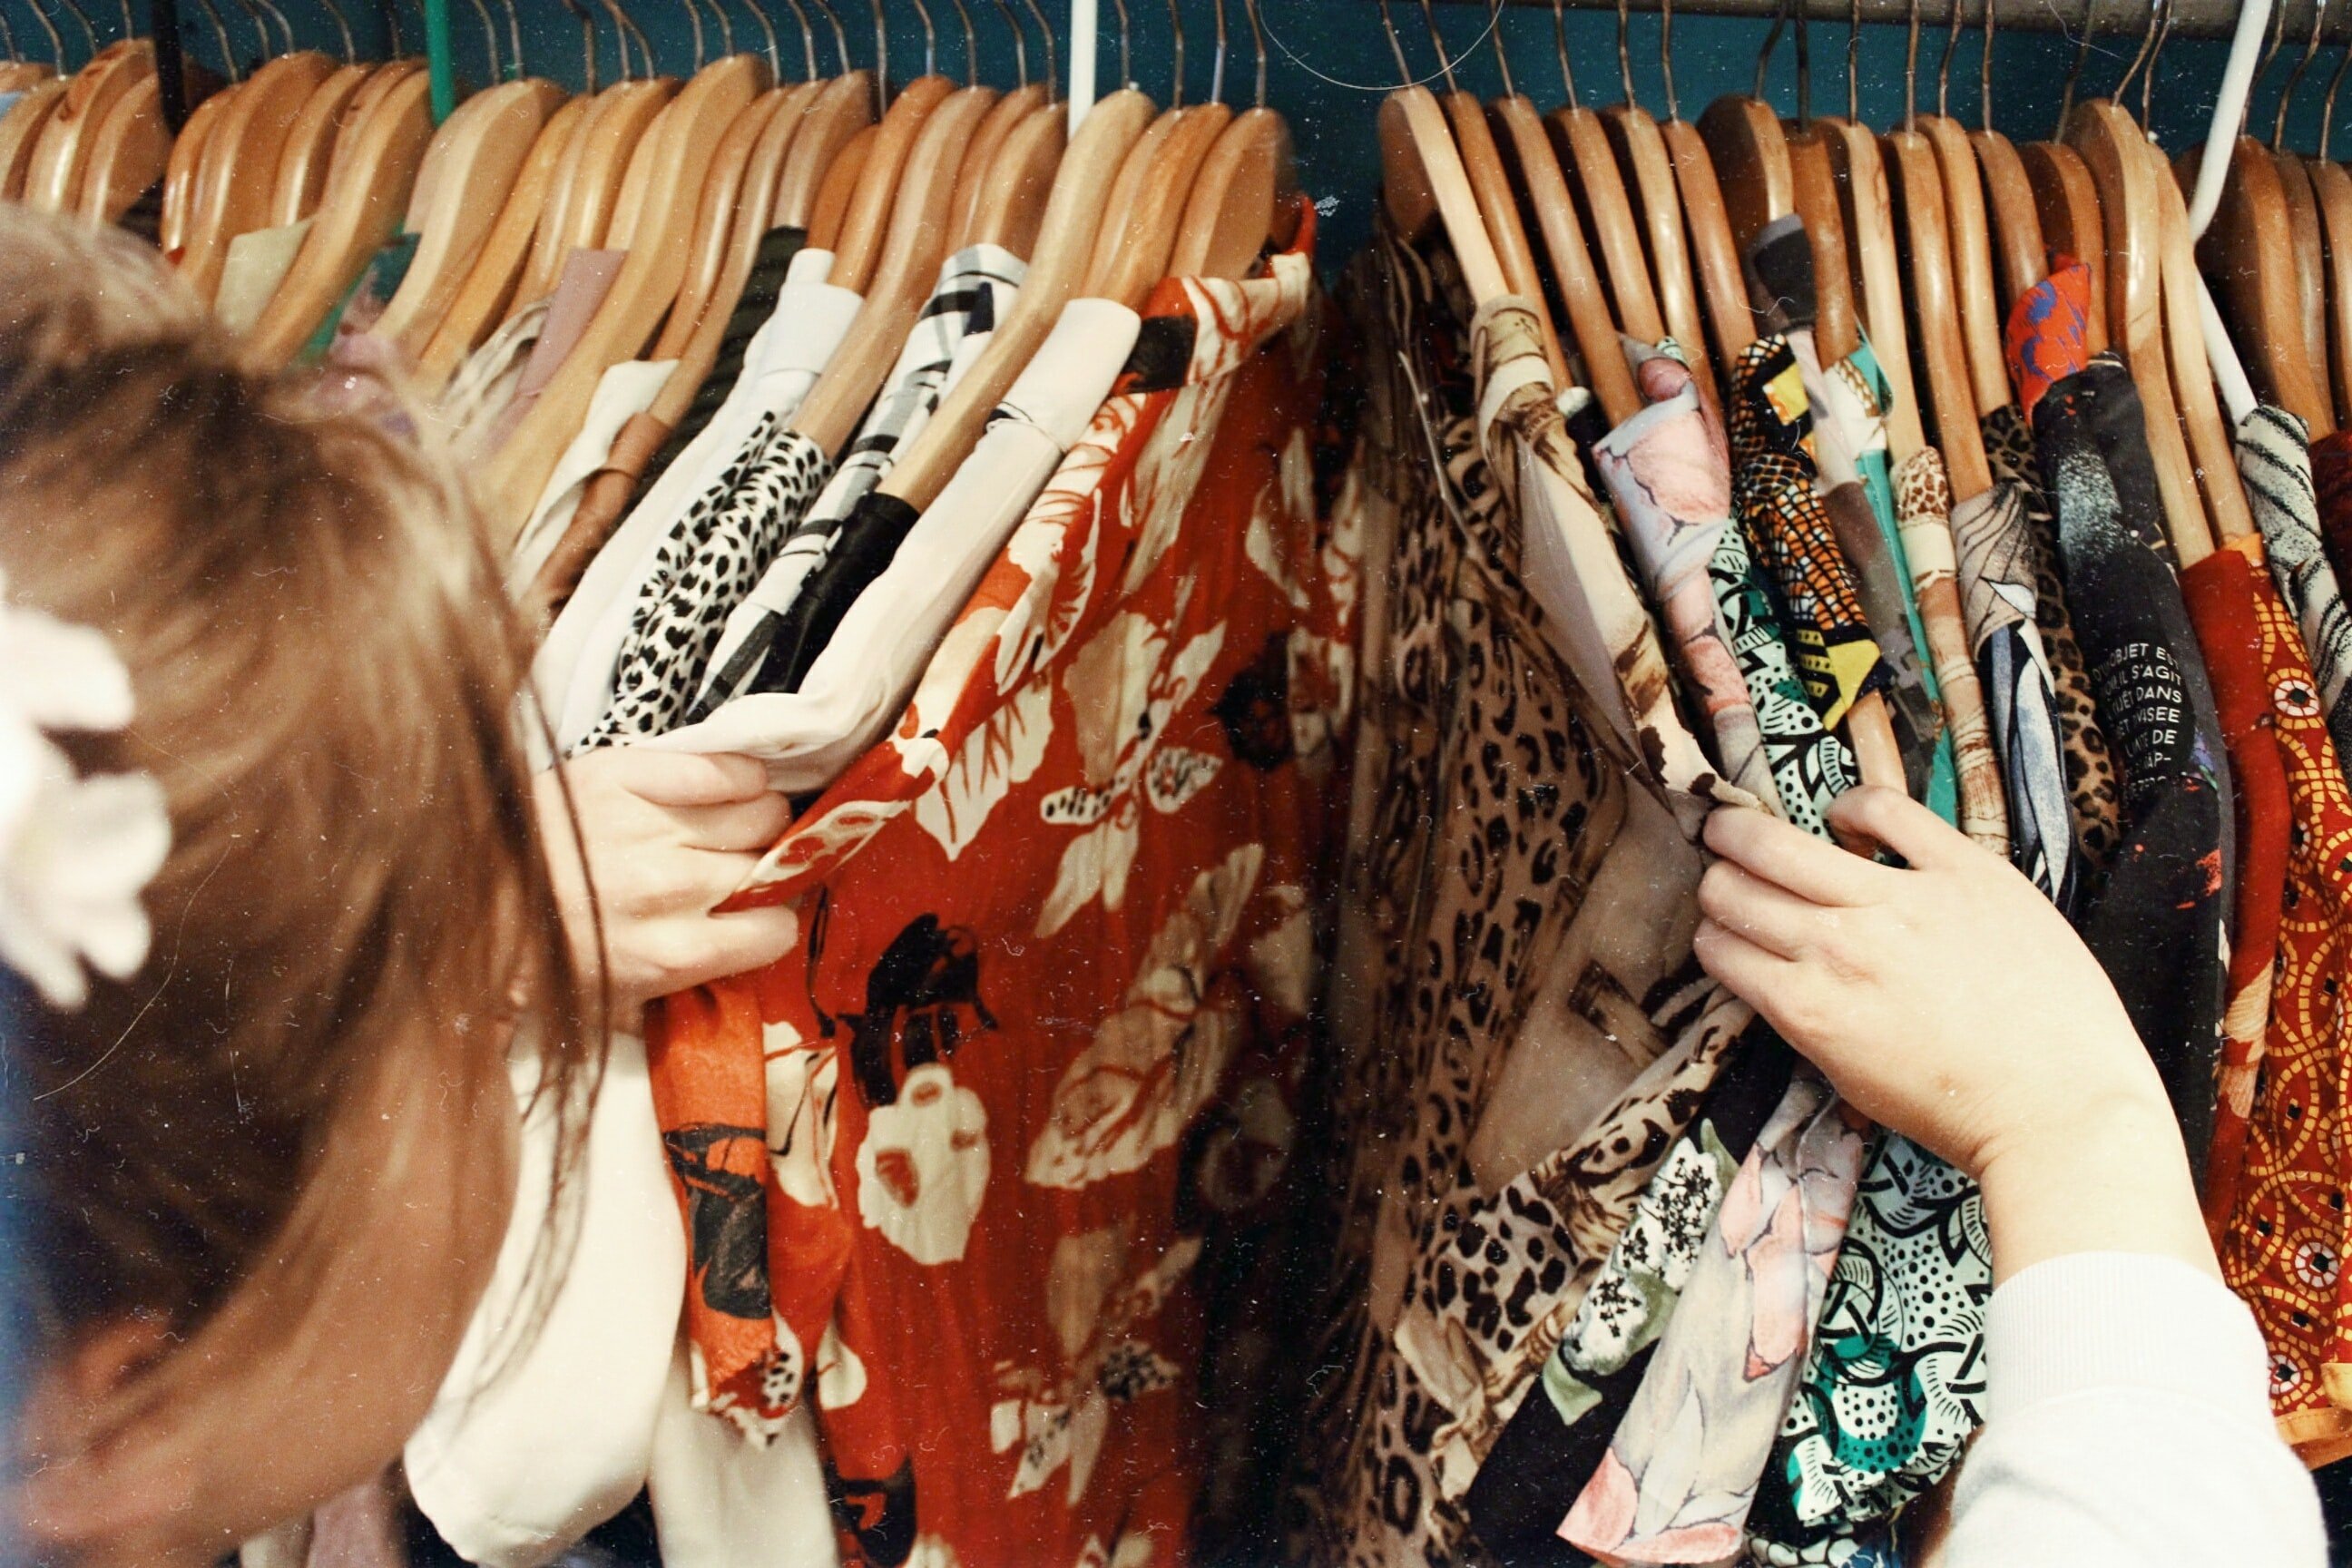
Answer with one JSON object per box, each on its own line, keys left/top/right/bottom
{"left": 1985, "top": 1251, "right": 2276, "bottom": 1428}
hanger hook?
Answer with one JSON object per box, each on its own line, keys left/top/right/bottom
{"left": 772, "top": 0, "right": 813, "bottom": 77}
{"left": 809, "top": 0, "right": 850, "bottom": 75}
{"left": 552, "top": 0, "right": 596, "bottom": 86}
{"left": 189, "top": 0, "right": 236, "bottom": 77}
{"left": 2248, "top": 0, "right": 2292, "bottom": 134}
{"left": 1104, "top": 0, "right": 1128, "bottom": 84}
{"left": 1550, "top": 0, "right": 1578, "bottom": 107}
{"left": 218, "top": 0, "right": 264, "bottom": 67}
{"left": 52, "top": 0, "right": 100, "bottom": 59}
{"left": 2275, "top": 0, "right": 2328, "bottom": 144}
{"left": 985, "top": 0, "right": 1021, "bottom": 83}
{"left": 1846, "top": 0, "right": 1860, "bottom": 119}
{"left": 1416, "top": 0, "right": 1456, "bottom": 93}
{"left": 0, "top": 1, "right": 22, "bottom": 63}
{"left": 865, "top": 0, "right": 883, "bottom": 98}
{"left": 2057, "top": 0, "right": 2094, "bottom": 131}
{"left": 466, "top": 0, "right": 499, "bottom": 76}
{"left": 1976, "top": 0, "right": 1992, "bottom": 130}
{"left": 1661, "top": 0, "right": 1681, "bottom": 118}
{"left": 1210, "top": 0, "right": 1228, "bottom": 103}
{"left": 713, "top": 0, "right": 739, "bottom": 62}
{"left": 602, "top": 0, "right": 649, "bottom": 79}
{"left": 741, "top": 0, "right": 780, "bottom": 77}
{"left": 1755, "top": 0, "right": 1788, "bottom": 105}
{"left": 1018, "top": 0, "right": 1052, "bottom": 101}
{"left": 1796, "top": 0, "right": 1812, "bottom": 124}
{"left": 678, "top": 0, "right": 706, "bottom": 71}
{"left": 1615, "top": 0, "right": 1633, "bottom": 105}
{"left": 1494, "top": 0, "right": 1515, "bottom": 95}
{"left": 1936, "top": 0, "right": 1962, "bottom": 118}
{"left": 2322, "top": 5, "right": 2352, "bottom": 153}
{"left": 1248, "top": 0, "right": 1265, "bottom": 106}
{"left": 1905, "top": 0, "right": 1920, "bottom": 130}
{"left": 943, "top": 0, "right": 973, "bottom": 79}
{"left": 2114, "top": 0, "right": 2163, "bottom": 109}
{"left": 908, "top": 0, "right": 935, "bottom": 76}
{"left": 2141, "top": 0, "right": 2173, "bottom": 123}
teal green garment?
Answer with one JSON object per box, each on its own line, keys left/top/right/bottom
{"left": 1844, "top": 337, "right": 1962, "bottom": 827}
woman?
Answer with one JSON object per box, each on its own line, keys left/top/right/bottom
{"left": 0, "top": 206, "right": 2324, "bottom": 1565}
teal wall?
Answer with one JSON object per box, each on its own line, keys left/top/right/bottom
{"left": 74, "top": 0, "right": 2335, "bottom": 269}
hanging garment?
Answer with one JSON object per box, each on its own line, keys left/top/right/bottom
{"left": 2027, "top": 354, "right": 2232, "bottom": 1167}
{"left": 214, "top": 218, "right": 312, "bottom": 337}
{"left": 521, "top": 412, "right": 678, "bottom": 630}
{"left": 2004, "top": 256, "right": 2093, "bottom": 426}
{"left": 1296, "top": 223, "right": 1745, "bottom": 1566}
{"left": 477, "top": 248, "right": 628, "bottom": 451}
{"left": 1558, "top": 1070, "right": 1869, "bottom": 1565}
{"left": 2199, "top": 537, "right": 2352, "bottom": 1454}
{"left": 2239, "top": 405, "right": 2352, "bottom": 764}
{"left": 685, "top": 243, "right": 1028, "bottom": 722}
{"left": 1728, "top": 337, "right": 1896, "bottom": 735}
{"left": 1895, "top": 447, "right": 2011, "bottom": 854}
{"left": 1462, "top": 1031, "right": 1802, "bottom": 1564}
{"left": 1590, "top": 341, "right": 1783, "bottom": 812}
{"left": 440, "top": 296, "right": 553, "bottom": 460}
{"left": 533, "top": 248, "right": 860, "bottom": 756}
{"left": 632, "top": 225, "right": 810, "bottom": 501}
{"left": 507, "top": 358, "right": 680, "bottom": 598}
{"left": 1984, "top": 397, "right": 2122, "bottom": 878}
{"left": 642, "top": 230, "right": 1341, "bottom": 1568}
{"left": 646, "top": 289, "right": 1143, "bottom": 789}
{"left": 2313, "top": 429, "right": 2352, "bottom": 591}
{"left": 1951, "top": 428, "right": 2079, "bottom": 907}
{"left": 2180, "top": 536, "right": 2291, "bottom": 1253}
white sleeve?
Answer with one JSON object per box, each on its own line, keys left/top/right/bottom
{"left": 1944, "top": 1251, "right": 2327, "bottom": 1568}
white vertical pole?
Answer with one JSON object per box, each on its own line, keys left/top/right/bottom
{"left": 1069, "top": 0, "right": 1097, "bottom": 133}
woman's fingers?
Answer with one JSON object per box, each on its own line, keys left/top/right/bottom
{"left": 1824, "top": 785, "right": 1977, "bottom": 872}
{"left": 688, "top": 905, "right": 803, "bottom": 993}
{"left": 1704, "top": 800, "right": 1896, "bottom": 907}
{"left": 605, "top": 748, "right": 773, "bottom": 808}
{"left": 1693, "top": 914, "right": 1801, "bottom": 1001}
{"left": 1697, "top": 858, "right": 1847, "bottom": 961}
{"left": 674, "top": 790, "right": 795, "bottom": 854}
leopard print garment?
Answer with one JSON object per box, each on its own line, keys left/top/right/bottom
{"left": 1982, "top": 404, "right": 2121, "bottom": 876}
{"left": 579, "top": 422, "right": 835, "bottom": 750}
{"left": 1294, "top": 218, "right": 1740, "bottom": 1568}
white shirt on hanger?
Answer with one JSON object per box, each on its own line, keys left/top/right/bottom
{"left": 646, "top": 295, "right": 1141, "bottom": 791}
{"left": 507, "top": 357, "right": 681, "bottom": 597}
{"left": 533, "top": 248, "right": 860, "bottom": 758}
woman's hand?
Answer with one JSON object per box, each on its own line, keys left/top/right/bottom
{"left": 535, "top": 749, "right": 800, "bottom": 1018}
{"left": 1693, "top": 786, "right": 2218, "bottom": 1281}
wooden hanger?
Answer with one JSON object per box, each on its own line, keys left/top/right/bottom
{"left": 1171, "top": 102, "right": 1298, "bottom": 281}
{"left": 2016, "top": 141, "right": 2107, "bottom": 351}
{"left": 268, "top": 59, "right": 372, "bottom": 224}
{"left": 514, "top": 76, "right": 678, "bottom": 311}
{"left": 1664, "top": 111, "right": 1757, "bottom": 377}
{"left": 240, "top": 68, "right": 435, "bottom": 365}
{"left": 1428, "top": 89, "right": 1564, "bottom": 385}
{"left": 947, "top": 80, "right": 1045, "bottom": 245}
{"left": 807, "top": 122, "right": 874, "bottom": 248}
{"left": 160, "top": 80, "right": 235, "bottom": 254}
{"left": 0, "top": 80, "right": 69, "bottom": 199}
{"left": 1699, "top": 91, "right": 1794, "bottom": 267}
{"left": 2066, "top": 100, "right": 2208, "bottom": 554}
{"left": 646, "top": 87, "right": 788, "bottom": 362}
{"left": 1089, "top": 105, "right": 1200, "bottom": 294}
{"left": 1974, "top": 126, "right": 2045, "bottom": 313}
{"left": 0, "top": 62, "right": 54, "bottom": 92}
{"left": 412, "top": 93, "right": 591, "bottom": 382}
{"left": 774, "top": 69, "right": 875, "bottom": 229}
{"left": 1785, "top": 125, "right": 1860, "bottom": 362}
{"left": 2308, "top": 153, "right": 2352, "bottom": 427}
{"left": 1818, "top": 119, "right": 1924, "bottom": 459}
{"left": 871, "top": 85, "right": 1154, "bottom": 515}
{"left": 963, "top": 95, "right": 1063, "bottom": 254}
{"left": 76, "top": 69, "right": 171, "bottom": 222}
{"left": 1557, "top": 92, "right": 1664, "bottom": 345}
{"left": 795, "top": 83, "right": 1001, "bottom": 454}
{"left": 603, "top": 89, "right": 681, "bottom": 249}
{"left": 22, "top": 37, "right": 152, "bottom": 212}
{"left": 2184, "top": 132, "right": 2334, "bottom": 434}
{"left": 827, "top": 74, "right": 957, "bottom": 294}
{"left": 476, "top": 53, "right": 769, "bottom": 537}
{"left": 180, "top": 52, "right": 338, "bottom": 303}
{"left": 1609, "top": 95, "right": 1719, "bottom": 407}
{"left": 2151, "top": 131, "right": 2245, "bottom": 556}
{"left": 372, "top": 79, "right": 568, "bottom": 349}
{"left": 1495, "top": 91, "right": 1641, "bottom": 424}
{"left": 1884, "top": 124, "right": 1990, "bottom": 492}
{"left": 1917, "top": 113, "right": 2012, "bottom": 420}
{"left": 1381, "top": 83, "right": 1508, "bottom": 303}
{"left": 2275, "top": 145, "right": 2331, "bottom": 393}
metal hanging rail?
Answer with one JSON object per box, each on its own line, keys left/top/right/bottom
{"left": 1425, "top": 0, "right": 2251, "bottom": 39}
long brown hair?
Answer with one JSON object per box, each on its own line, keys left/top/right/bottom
{"left": 0, "top": 208, "right": 597, "bottom": 1399}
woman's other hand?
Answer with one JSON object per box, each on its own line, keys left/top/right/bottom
{"left": 1693, "top": 786, "right": 2218, "bottom": 1281}
{"left": 537, "top": 749, "right": 799, "bottom": 1018}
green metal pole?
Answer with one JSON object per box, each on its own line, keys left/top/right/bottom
{"left": 424, "top": 0, "right": 455, "bottom": 122}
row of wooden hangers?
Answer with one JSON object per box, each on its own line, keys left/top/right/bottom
{"left": 25, "top": 0, "right": 1298, "bottom": 546}
{"left": 1378, "top": 0, "right": 2299, "bottom": 792}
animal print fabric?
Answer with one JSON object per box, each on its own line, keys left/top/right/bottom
{"left": 1729, "top": 338, "right": 1895, "bottom": 733}
{"left": 578, "top": 426, "right": 834, "bottom": 749}
{"left": 643, "top": 223, "right": 1343, "bottom": 1568}
{"left": 1294, "top": 218, "right": 1741, "bottom": 1567}
{"left": 690, "top": 246, "right": 1028, "bottom": 723}
{"left": 1896, "top": 449, "right": 2010, "bottom": 855}
{"left": 2239, "top": 404, "right": 2352, "bottom": 764}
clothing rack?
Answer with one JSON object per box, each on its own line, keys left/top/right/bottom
{"left": 1419, "top": 0, "right": 2249, "bottom": 40}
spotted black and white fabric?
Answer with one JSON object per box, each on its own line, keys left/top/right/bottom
{"left": 688, "top": 244, "right": 1027, "bottom": 724}
{"left": 574, "top": 426, "right": 832, "bottom": 750}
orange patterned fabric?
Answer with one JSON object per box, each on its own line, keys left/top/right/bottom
{"left": 2211, "top": 543, "right": 2352, "bottom": 1451}
{"left": 645, "top": 225, "right": 1346, "bottom": 1566}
